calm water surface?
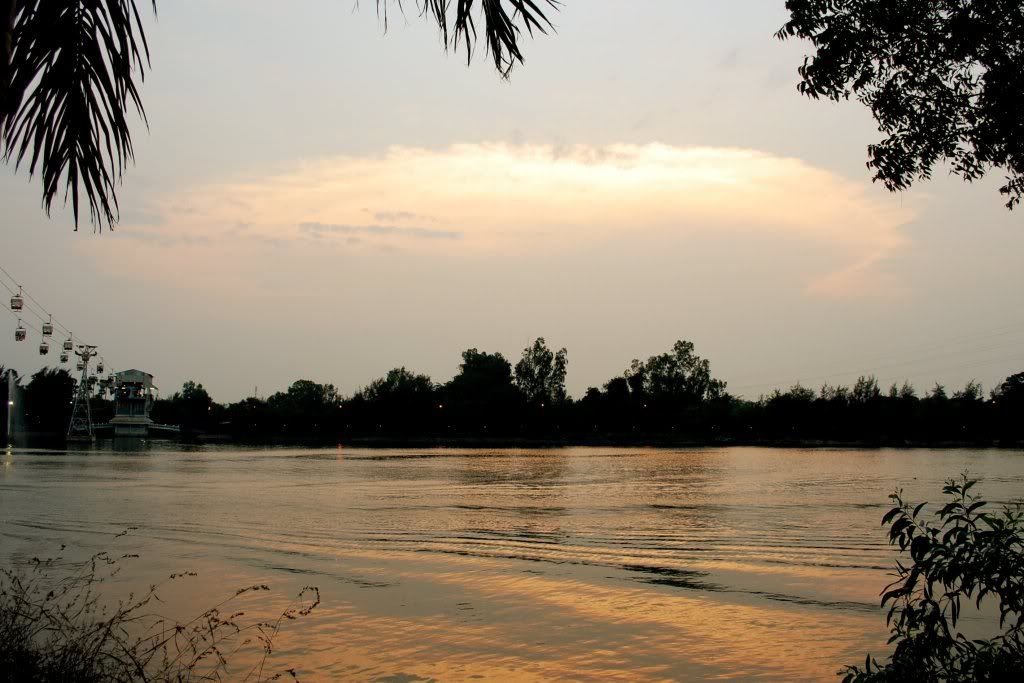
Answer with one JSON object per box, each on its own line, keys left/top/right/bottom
{"left": 2, "top": 445, "right": 1023, "bottom": 681}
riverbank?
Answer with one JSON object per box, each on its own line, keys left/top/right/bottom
{"left": 10, "top": 430, "right": 1023, "bottom": 450}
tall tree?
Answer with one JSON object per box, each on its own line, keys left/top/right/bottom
{"left": 630, "top": 340, "right": 726, "bottom": 407}
{"left": 351, "top": 367, "right": 437, "bottom": 433}
{"left": 356, "top": 367, "right": 435, "bottom": 403}
{"left": 992, "top": 371, "right": 1024, "bottom": 406}
{"left": 23, "top": 366, "right": 74, "bottom": 433}
{"left": 443, "top": 348, "right": 521, "bottom": 432}
{"left": 267, "top": 379, "right": 343, "bottom": 434}
{"left": 514, "top": 337, "right": 568, "bottom": 406}
{"left": 991, "top": 371, "right": 1024, "bottom": 441}
{"left": 152, "top": 380, "right": 214, "bottom": 432}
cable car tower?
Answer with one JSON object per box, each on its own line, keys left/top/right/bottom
{"left": 67, "top": 345, "right": 98, "bottom": 441}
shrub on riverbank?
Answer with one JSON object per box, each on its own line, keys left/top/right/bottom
{"left": 0, "top": 549, "right": 318, "bottom": 682}
{"left": 842, "top": 477, "right": 1024, "bottom": 681}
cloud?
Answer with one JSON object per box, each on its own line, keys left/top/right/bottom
{"left": 299, "top": 222, "right": 461, "bottom": 240}
{"left": 116, "top": 230, "right": 211, "bottom": 247}
{"left": 372, "top": 210, "right": 436, "bottom": 223}
{"left": 89, "top": 142, "right": 917, "bottom": 297}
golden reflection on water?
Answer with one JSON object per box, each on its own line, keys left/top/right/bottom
{"left": 142, "top": 546, "right": 883, "bottom": 680}
{"left": 286, "top": 551, "right": 879, "bottom": 681}
{"left": 3, "top": 446, "right": 1024, "bottom": 680}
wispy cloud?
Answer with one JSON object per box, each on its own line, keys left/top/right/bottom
{"left": 372, "top": 210, "right": 436, "bottom": 223}
{"left": 299, "top": 222, "right": 461, "bottom": 240}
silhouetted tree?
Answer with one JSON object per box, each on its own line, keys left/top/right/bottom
{"left": 953, "top": 380, "right": 984, "bottom": 403}
{"left": 762, "top": 384, "right": 817, "bottom": 439}
{"left": 992, "top": 371, "right": 1024, "bottom": 442}
{"left": 950, "top": 380, "right": 988, "bottom": 439}
{"left": 267, "top": 379, "right": 343, "bottom": 436}
{"left": 152, "top": 380, "right": 215, "bottom": 433}
{"left": 222, "top": 397, "right": 278, "bottom": 440}
{"left": 889, "top": 381, "right": 917, "bottom": 401}
{"left": 631, "top": 340, "right": 725, "bottom": 407}
{"left": 514, "top": 338, "right": 568, "bottom": 406}
{"left": 881, "top": 381, "right": 918, "bottom": 442}
{"left": 851, "top": 376, "right": 881, "bottom": 404}
{"left": 619, "top": 340, "right": 727, "bottom": 434}
{"left": 356, "top": 367, "right": 435, "bottom": 403}
{"left": 779, "top": 1, "right": 1024, "bottom": 208}
{"left": 22, "top": 367, "right": 74, "bottom": 434}
{"left": 993, "top": 372, "right": 1024, "bottom": 405}
{"left": 442, "top": 348, "right": 522, "bottom": 434}
{"left": 349, "top": 367, "right": 437, "bottom": 434}
{"left": 579, "top": 375, "right": 636, "bottom": 434}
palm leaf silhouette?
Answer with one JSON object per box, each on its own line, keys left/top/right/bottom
{"left": 380, "top": 1, "right": 558, "bottom": 76}
{"left": 2, "top": 1, "right": 154, "bottom": 231}
{"left": 0, "top": 0, "right": 556, "bottom": 231}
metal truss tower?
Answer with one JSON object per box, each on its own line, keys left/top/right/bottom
{"left": 67, "top": 345, "right": 98, "bottom": 440}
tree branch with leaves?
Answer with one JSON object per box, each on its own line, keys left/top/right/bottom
{"left": 779, "top": 0, "right": 1024, "bottom": 209}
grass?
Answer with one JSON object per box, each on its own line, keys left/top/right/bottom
{"left": 0, "top": 543, "right": 319, "bottom": 682}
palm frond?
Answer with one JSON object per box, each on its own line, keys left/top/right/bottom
{"left": 0, "top": 1, "right": 555, "bottom": 232}
{"left": 379, "top": 0, "right": 558, "bottom": 76}
{"left": 2, "top": 1, "right": 155, "bottom": 231}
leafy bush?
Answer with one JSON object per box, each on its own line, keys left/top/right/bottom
{"left": 0, "top": 548, "right": 318, "bottom": 682}
{"left": 843, "top": 476, "right": 1024, "bottom": 681}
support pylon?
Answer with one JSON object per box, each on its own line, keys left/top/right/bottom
{"left": 67, "top": 345, "right": 97, "bottom": 440}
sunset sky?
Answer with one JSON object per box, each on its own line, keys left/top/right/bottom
{"left": 2, "top": 0, "right": 1022, "bottom": 401}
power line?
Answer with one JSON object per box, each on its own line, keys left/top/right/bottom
{"left": 1, "top": 263, "right": 89, "bottom": 345}
{"left": 1, "top": 263, "right": 113, "bottom": 376}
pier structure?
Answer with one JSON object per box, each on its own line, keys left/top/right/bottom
{"left": 109, "top": 369, "right": 158, "bottom": 437}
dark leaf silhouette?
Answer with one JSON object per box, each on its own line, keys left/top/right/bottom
{"left": 377, "top": 0, "right": 558, "bottom": 76}
{"left": 779, "top": 0, "right": 1024, "bottom": 209}
{"left": 841, "top": 476, "right": 1024, "bottom": 682}
{"left": 2, "top": 1, "right": 155, "bottom": 230}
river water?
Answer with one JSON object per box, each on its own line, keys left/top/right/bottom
{"left": 2, "top": 445, "right": 1022, "bottom": 681}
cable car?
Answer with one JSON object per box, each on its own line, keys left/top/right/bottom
{"left": 76, "top": 361, "right": 84, "bottom": 371}
{"left": 60, "top": 351, "right": 69, "bottom": 363}
{"left": 63, "top": 338, "right": 73, "bottom": 352}
{"left": 96, "top": 360, "right": 105, "bottom": 374}
{"left": 39, "top": 340, "right": 49, "bottom": 355}
{"left": 42, "top": 315, "right": 53, "bottom": 336}
{"left": 14, "top": 321, "right": 26, "bottom": 342}
{"left": 10, "top": 287, "right": 23, "bottom": 311}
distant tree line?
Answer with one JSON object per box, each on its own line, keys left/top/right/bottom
{"left": 1, "top": 366, "right": 115, "bottom": 441}
{"left": 4, "top": 342, "right": 1023, "bottom": 445}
